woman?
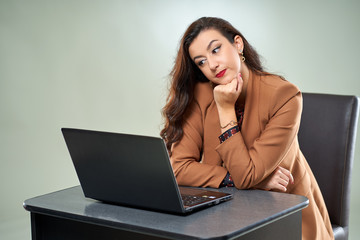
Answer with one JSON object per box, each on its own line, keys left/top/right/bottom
{"left": 161, "top": 17, "right": 333, "bottom": 239}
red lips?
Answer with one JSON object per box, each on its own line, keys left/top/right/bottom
{"left": 216, "top": 69, "right": 226, "bottom": 78}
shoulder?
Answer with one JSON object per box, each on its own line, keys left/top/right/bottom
{"left": 259, "top": 74, "right": 299, "bottom": 95}
{"left": 255, "top": 73, "right": 302, "bottom": 113}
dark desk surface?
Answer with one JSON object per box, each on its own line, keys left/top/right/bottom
{"left": 24, "top": 186, "right": 308, "bottom": 239}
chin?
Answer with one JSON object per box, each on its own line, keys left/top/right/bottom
{"left": 210, "top": 76, "right": 232, "bottom": 86}
{"left": 221, "top": 78, "right": 233, "bottom": 85}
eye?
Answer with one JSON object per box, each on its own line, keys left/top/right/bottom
{"left": 197, "top": 59, "right": 206, "bottom": 66}
{"left": 212, "top": 45, "right": 221, "bottom": 54}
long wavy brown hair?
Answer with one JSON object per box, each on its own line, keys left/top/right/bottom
{"left": 160, "top": 17, "right": 270, "bottom": 153}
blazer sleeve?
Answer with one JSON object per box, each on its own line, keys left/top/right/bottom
{"left": 170, "top": 98, "right": 228, "bottom": 188}
{"left": 216, "top": 84, "right": 302, "bottom": 189}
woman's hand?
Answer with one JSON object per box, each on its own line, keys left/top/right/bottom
{"left": 213, "top": 73, "right": 243, "bottom": 111}
{"left": 257, "top": 166, "right": 294, "bottom": 192}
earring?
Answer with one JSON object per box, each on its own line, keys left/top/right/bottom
{"left": 240, "top": 51, "right": 245, "bottom": 62}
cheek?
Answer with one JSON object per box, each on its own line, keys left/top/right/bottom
{"left": 200, "top": 68, "right": 220, "bottom": 84}
{"left": 230, "top": 51, "right": 241, "bottom": 71}
{"left": 198, "top": 67, "right": 211, "bottom": 79}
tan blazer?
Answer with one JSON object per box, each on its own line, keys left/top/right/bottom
{"left": 171, "top": 71, "right": 334, "bottom": 240}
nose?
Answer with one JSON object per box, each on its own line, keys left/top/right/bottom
{"left": 207, "top": 57, "right": 218, "bottom": 70}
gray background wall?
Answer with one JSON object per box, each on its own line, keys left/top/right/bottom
{"left": 1, "top": 0, "right": 359, "bottom": 239}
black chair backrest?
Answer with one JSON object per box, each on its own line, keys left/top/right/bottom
{"left": 298, "top": 93, "right": 359, "bottom": 231}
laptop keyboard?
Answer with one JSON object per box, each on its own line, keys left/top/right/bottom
{"left": 181, "top": 195, "right": 210, "bottom": 206}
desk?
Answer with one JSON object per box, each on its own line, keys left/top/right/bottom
{"left": 24, "top": 186, "right": 308, "bottom": 240}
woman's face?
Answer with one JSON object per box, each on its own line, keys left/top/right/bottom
{"left": 189, "top": 29, "right": 243, "bottom": 85}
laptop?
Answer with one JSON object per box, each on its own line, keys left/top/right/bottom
{"left": 61, "top": 128, "right": 233, "bottom": 214}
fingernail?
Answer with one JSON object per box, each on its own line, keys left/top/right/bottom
{"left": 239, "top": 73, "right": 242, "bottom": 78}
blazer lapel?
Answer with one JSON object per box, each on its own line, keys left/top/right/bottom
{"left": 241, "top": 71, "right": 262, "bottom": 149}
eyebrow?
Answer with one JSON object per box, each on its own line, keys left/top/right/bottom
{"left": 193, "top": 39, "right": 219, "bottom": 62}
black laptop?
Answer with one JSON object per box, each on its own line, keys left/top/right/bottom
{"left": 61, "top": 128, "right": 233, "bottom": 214}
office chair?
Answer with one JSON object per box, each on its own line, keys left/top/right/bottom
{"left": 298, "top": 93, "right": 359, "bottom": 240}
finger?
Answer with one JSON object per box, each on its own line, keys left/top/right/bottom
{"left": 230, "top": 77, "right": 238, "bottom": 89}
{"left": 275, "top": 167, "right": 289, "bottom": 183}
{"left": 236, "top": 73, "right": 242, "bottom": 92}
{"left": 238, "top": 72, "right": 242, "bottom": 82}
{"left": 223, "top": 78, "right": 238, "bottom": 94}
{"left": 235, "top": 73, "right": 240, "bottom": 91}
{"left": 278, "top": 170, "right": 290, "bottom": 184}
{"left": 278, "top": 166, "right": 294, "bottom": 184}
{"left": 289, "top": 173, "right": 294, "bottom": 184}
{"left": 273, "top": 182, "right": 287, "bottom": 192}
{"left": 278, "top": 178, "right": 289, "bottom": 188}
